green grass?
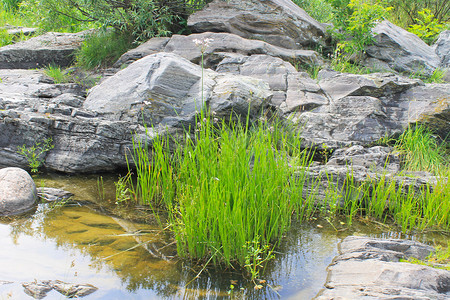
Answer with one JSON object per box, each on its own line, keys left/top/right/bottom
{"left": 43, "top": 65, "right": 70, "bottom": 83}
{"left": 122, "top": 116, "right": 449, "bottom": 272}
{"left": 126, "top": 114, "right": 316, "bottom": 268}
{"left": 75, "top": 30, "right": 133, "bottom": 69}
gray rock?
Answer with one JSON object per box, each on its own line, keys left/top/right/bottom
{"left": 0, "top": 167, "right": 36, "bottom": 216}
{"left": 286, "top": 71, "right": 448, "bottom": 148}
{"left": 37, "top": 187, "right": 73, "bottom": 202}
{"left": 399, "top": 84, "right": 450, "bottom": 139}
{"left": 0, "top": 31, "right": 88, "bottom": 69}
{"left": 434, "top": 30, "right": 450, "bottom": 67}
{"left": 315, "top": 236, "right": 450, "bottom": 299}
{"left": 363, "top": 21, "right": 441, "bottom": 77}
{"left": 113, "top": 37, "right": 170, "bottom": 68}
{"left": 51, "top": 280, "right": 98, "bottom": 298}
{"left": 114, "top": 32, "right": 323, "bottom": 69}
{"left": 23, "top": 280, "right": 53, "bottom": 299}
{"left": 327, "top": 145, "right": 400, "bottom": 173}
{"left": 5, "top": 26, "right": 37, "bottom": 37}
{"left": 187, "top": 0, "right": 327, "bottom": 50}
{"left": 84, "top": 52, "right": 272, "bottom": 124}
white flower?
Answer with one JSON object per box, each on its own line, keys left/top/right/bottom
{"left": 193, "top": 38, "right": 214, "bottom": 53}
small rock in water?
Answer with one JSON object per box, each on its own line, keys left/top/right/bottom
{"left": 51, "top": 280, "right": 98, "bottom": 298}
{"left": 37, "top": 187, "right": 74, "bottom": 202}
{"left": 22, "top": 280, "right": 53, "bottom": 299}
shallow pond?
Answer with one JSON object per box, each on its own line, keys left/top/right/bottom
{"left": 0, "top": 173, "right": 447, "bottom": 299}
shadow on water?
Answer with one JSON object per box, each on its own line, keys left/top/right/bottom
{"left": 0, "top": 173, "right": 447, "bottom": 299}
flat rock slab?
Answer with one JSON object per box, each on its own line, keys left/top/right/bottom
{"left": 316, "top": 236, "right": 450, "bottom": 299}
{"left": 0, "top": 167, "right": 36, "bottom": 216}
{"left": 0, "top": 31, "right": 88, "bottom": 69}
{"left": 187, "top": 0, "right": 327, "bottom": 50}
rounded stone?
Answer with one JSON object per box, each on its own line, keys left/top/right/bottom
{"left": 0, "top": 167, "right": 37, "bottom": 216}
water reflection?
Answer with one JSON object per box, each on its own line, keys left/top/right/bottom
{"left": 0, "top": 173, "right": 446, "bottom": 299}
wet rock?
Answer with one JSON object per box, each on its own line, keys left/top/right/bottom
{"left": 187, "top": 0, "right": 327, "bottom": 50}
{"left": 37, "top": 187, "right": 74, "bottom": 202}
{"left": 0, "top": 167, "right": 36, "bottom": 216}
{"left": 363, "top": 21, "right": 441, "bottom": 77}
{"left": 0, "top": 31, "right": 88, "bottom": 69}
{"left": 22, "top": 280, "right": 53, "bottom": 299}
{"left": 51, "top": 280, "right": 98, "bottom": 298}
{"left": 316, "top": 236, "right": 450, "bottom": 299}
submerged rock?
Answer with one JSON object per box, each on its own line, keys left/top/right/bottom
{"left": 316, "top": 236, "right": 450, "bottom": 299}
{"left": 51, "top": 280, "right": 98, "bottom": 298}
{"left": 37, "top": 187, "right": 74, "bottom": 202}
{"left": 0, "top": 167, "right": 36, "bottom": 216}
{"left": 22, "top": 280, "right": 53, "bottom": 299}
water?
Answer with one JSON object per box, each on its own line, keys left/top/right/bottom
{"left": 0, "top": 173, "right": 446, "bottom": 299}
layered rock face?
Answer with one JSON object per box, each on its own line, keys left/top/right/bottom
{"left": 187, "top": 0, "right": 328, "bottom": 50}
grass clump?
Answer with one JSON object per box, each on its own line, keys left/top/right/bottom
{"left": 394, "top": 125, "right": 448, "bottom": 175}
{"left": 43, "top": 65, "right": 70, "bottom": 83}
{"left": 75, "top": 30, "right": 132, "bottom": 69}
{"left": 126, "top": 114, "right": 315, "bottom": 269}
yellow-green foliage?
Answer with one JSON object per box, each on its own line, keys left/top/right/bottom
{"left": 408, "top": 9, "right": 446, "bottom": 44}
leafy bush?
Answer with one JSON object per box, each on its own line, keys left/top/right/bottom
{"left": 333, "top": 0, "right": 393, "bottom": 58}
{"left": 408, "top": 9, "right": 446, "bottom": 44}
{"left": 387, "top": 0, "right": 449, "bottom": 27}
{"left": 1, "top": 0, "right": 21, "bottom": 11}
{"left": 19, "top": 0, "right": 208, "bottom": 43}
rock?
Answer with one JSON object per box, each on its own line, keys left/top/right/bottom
{"left": 327, "top": 145, "right": 400, "bottom": 173}
{"left": 22, "top": 280, "right": 98, "bottom": 299}
{"left": 5, "top": 26, "right": 37, "bottom": 37}
{"left": 23, "top": 280, "right": 53, "bottom": 299}
{"left": 399, "top": 84, "right": 450, "bottom": 140}
{"left": 84, "top": 52, "right": 272, "bottom": 124}
{"left": 300, "top": 148, "right": 439, "bottom": 207}
{"left": 113, "top": 37, "right": 170, "bottom": 68}
{"left": 0, "top": 31, "right": 88, "bottom": 69}
{"left": 37, "top": 187, "right": 73, "bottom": 202}
{"left": 286, "top": 71, "right": 448, "bottom": 148}
{"left": 51, "top": 280, "right": 98, "bottom": 298}
{"left": 363, "top": 21, "right": 441, "bottom": 77}
{"left": 315, "top": 236, "right": 450, "bottom": 299}
{"left": 187, "top": 0, "right": 327, "bottom": 50}
{"left": 114, "top": 32, "right": 323, "bottom": 69}
{"left": 434, "top": 30, "right": 450, "bottom": 67}
{"left": 0, "top": 167, "right": 36, "bottom": 216}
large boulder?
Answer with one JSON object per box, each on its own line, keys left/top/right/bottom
{"left": 363, "top": 21, "right": 441, "bottom": 77}
{"left": 0, "top": 31, "right": 88, "bottom": 69}
{"left": 316, "top": 236, "right": 450, "bottom": 299}
{"left": 187, "top": 0, "right": 327, "bottom": 50}
{"left": 84, "top": 52, "right": 272, "bottom": 124}
{"left": 0, "top": 167, "right": 37, "bottom": 216}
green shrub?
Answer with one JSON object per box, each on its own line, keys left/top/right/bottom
{"left": 0, "top": 29, "right": 13, "bottom": 47}
{"left": 75, "top": 30, "right": 132, "bottom": 69}
{"left": 387, "top": 0, "right": 449, "bottom": 27}
{"left": 408, "top": 9, "right": 446, "bottom": 44}
{"left": 1, "top": 0, "right": 21, "bottom": 11}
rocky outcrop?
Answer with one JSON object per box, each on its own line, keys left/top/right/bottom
{"left": 0, "top": 31, "right": 88, "bottom": 69}
{"left": 37, "top": 187, "right": 73, "bottom": 202}
{"left": 187, "top": 0, "right": 328, "bottom": 50}
{"left": 0, "top": 167, "right": 36, "bottom": 216}
{"left": 316, "top": 236, "right": 450, "bottom": 299}
{"left": 363, "top": 21, "right": 441, "bottom": 76}
{"left": 114, "top": 32, "right": 323, "bottom": 69}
